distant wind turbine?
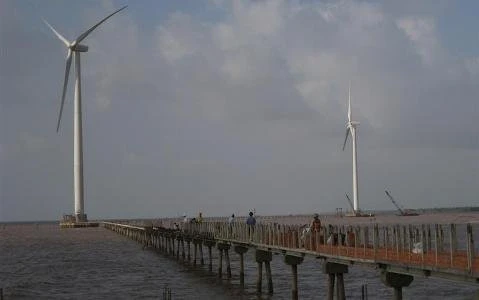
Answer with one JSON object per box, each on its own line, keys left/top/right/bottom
{"left": 342, "top": 82, "right": 360, "bottom": 215}
{"left": 44, "top": 6, "right": 127, "bottom": 222}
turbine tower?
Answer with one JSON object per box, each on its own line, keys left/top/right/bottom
{"left": 45, "top": 6, "right": 127, "bottom": 222}
{"left": 342, "top": 83, "right": 360, "bottom": 215}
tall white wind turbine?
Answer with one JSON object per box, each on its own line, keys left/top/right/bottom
{"left": 45, "top": 6, "right": 127, "bottom": 222}
{"left": 342, "top": 83, "right": 360, "bottom": 215}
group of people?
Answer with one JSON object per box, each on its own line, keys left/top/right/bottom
{"left": 182, "top": 212, "right": 203, "bottom": 225}
{"left": 303, "top": 213, "right": 355, "bottom": 247}
{"left": 174, "top": 211, "right": 355, "bottom": 247}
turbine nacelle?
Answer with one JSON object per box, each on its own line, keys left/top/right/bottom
{"left": 347, "top": 121, "right": 360, "bottom": 128}
{"left": 71, "top": 44, "right": 89, "bottom": 52}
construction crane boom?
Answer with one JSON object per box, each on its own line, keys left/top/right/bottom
{"left": 385, "top": 190, "right": 405, "bottom": 215}
{"left": 345, "top": 193, "right": 356, "bottom": 214}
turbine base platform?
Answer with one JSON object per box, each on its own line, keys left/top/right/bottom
{"left": 345, "top": 211, "right": 375, "bottom": 217}
{"left": 60, "top": 213, "right": 98, "bottom": 228}
{"left": 60, "top": 221, "right": 99, "bottom": 228}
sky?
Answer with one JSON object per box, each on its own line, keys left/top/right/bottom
{"left": 1, "top": 0, "right": 479, "bottom": 221}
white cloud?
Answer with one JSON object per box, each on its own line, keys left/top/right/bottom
{"left": 396, "top": 16, "right": 441, "bottom": 65}
{"left": 157, "top": 12, "right": 207, "bottom": 63}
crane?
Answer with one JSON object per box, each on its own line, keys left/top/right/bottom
{"left": 385, "top": 190, "right": 419, "bottom": 216}
{"left": 345, "top": 193, "right": 356, "bottom": 214}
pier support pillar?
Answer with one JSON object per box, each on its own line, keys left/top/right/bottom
{"left": 165, "top": 235, "right": 170, "bottom": 255}
{"left": 234, "top": 246, "right": 249, "bottom": 287}
{"left": 199, "top": 241, "right": 204, "bottom": 265}
{"left": 176, "top": 236, "right": 181, "bottom": 260}
{"left": 181, "top": 239, "right": 186, "bottom": 261}
{"left": 336, "top": 273, "right": 345, "bottom": 300}
{"left": 204, "top": 240, "right": 216, "bottom": 272}
{"left": 193, "top": 241, "right": 198, "bottom": 266}
{"left": 184, "top": 237, "right": 192, "bottom": 263}
{"left": 322, "top": 262, "right": 348, "bottom": 300}
{"left": 380, "top": 271, "right": 413, "bottom": 300}
{"left": 284, "top": 255, "right": 304, "bottom": 300}
{"left": 225, "top": 247, "right": 232, "bottom": 278}
{"left": 256, "top": 261, "right": 263, "bottom": 294}
{"left": 327, "top": 273, "right": 335, "bottom": 300}
{"left": 255, "top": 250, "right": 273, "bottom": 295}
{"left": 217, "top": 243, "right": 231, "bottom": 278}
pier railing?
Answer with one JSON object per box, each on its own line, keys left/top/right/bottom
{"left": 103, "top": 220, "right": 478, "bottom": 281}
{"left": 179, "top": 221, "right": 478, "bottom": 276}
{"left": 102, "top": 220, "right": 479, "bottom": 299}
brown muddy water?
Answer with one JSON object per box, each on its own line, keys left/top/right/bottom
{"left": 1, "top": 221, "right": 478, "bottom": 299}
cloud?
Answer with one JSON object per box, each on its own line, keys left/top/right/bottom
{"left": 396, "top": 16, "right": 441, "bottom": 66}
{"left": 3, "top": 0, "right": 479, "bottom": 221}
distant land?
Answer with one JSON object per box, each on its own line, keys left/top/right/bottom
{"left": 2, "top": 206, "right": 479, "bottom": 224}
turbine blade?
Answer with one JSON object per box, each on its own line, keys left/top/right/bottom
{"left": 348, "top": 81, "right": 352, "bottom": 122}
{"left": 342, "top": 128, "right": 350, "bottom": 151}
{"left": 74, "top": 5, "right": 127, "bottom": 44}
{"left": 43, "top": 18, "right": 70, "bottom": 47}
{"left": 57, "top": 50, "right": 72, "bottom": 132}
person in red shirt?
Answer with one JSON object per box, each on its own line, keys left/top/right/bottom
{"left": 310, "top": 213, "right": 321, "bottom": 232}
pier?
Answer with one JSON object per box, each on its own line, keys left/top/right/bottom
{"left": 102, "top": 216, "right": 479, "bottom": 299}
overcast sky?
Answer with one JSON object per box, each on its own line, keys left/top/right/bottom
{"left": 1, "top": 0, "right": 479, "bottom": 221}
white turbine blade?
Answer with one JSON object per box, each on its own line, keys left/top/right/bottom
{"left": 348, "top": 81, "right": 352, "bottom": 122}
{"left": 74, "top": 5, "right": 127, "bottom": 44}
{"left": 57, "top": 50, "right": 72, "bottom": 132}
{"left": 43, "top": 18, "right": 70, "bottom": 47}
{"left": 342, "top": 128, "right": 350, "bottom": 151}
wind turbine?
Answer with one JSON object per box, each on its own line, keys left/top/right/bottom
{"left": 342, "top": 82, "right": 360, "bottom": 216}
{"left": 45, "top": 6, "right": 127, "bottom": 222}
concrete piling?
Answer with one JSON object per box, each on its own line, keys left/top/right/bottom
{"left": 225, "top": 248, "right": 232, "bottom": 279}
{"left": 193, "top": 242, "right": 198, "bottom": 266}
{"left": 203, "top": 240, "right": 215, "bottom": 272}
{"left": 199, "top": 241, "right": 204, "bottom": 265}
{"left": 176, "top": 237, "right": 180, "bottom": 260}
{"left": 265, "top": 260, "right": 273, "bottom": 294}
{"left": 256, "top": 261, "right": 263, "bottom": 294}
{"left": 234, "top": 246, "right": 249, "bottom": 287}
{"left": 336, "top": 273, "right": 345, "bottom": 300}
{"left": 284, "top": 255, "right": 304, "bottom": 300}
{"left": 217, "top": 243, "right": 231, "bottom": 278}
{"left": 181, "top": 239, "right": 186, "bottom": 261}
{"left": 255, "top": 250, "right": 273, "bottom": 295}
{"left": 218, "top": 248, "right": 223, "bottom": 278}
{"left": 380, "top": 271, "right": 413, "bottom": 300}
{"left": 186, "top": 239, "right": 191, "bottom": 263}
{"left": 322, "top": 262, "right": 348, "bottom": 300}
{"left": 327, "top": 273, "right": 335, "bottom": 300}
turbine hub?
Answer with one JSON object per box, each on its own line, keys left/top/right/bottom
{"left": 71, "top": 44, "right": 89, "bottom": 52}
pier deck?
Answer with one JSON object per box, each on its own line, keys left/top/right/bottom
{"left": 102, "top": 214, "right": 479, "bottom": 299}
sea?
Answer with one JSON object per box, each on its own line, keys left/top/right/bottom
{"left": 1, "top": 221, "right": 478, "bottom": 299}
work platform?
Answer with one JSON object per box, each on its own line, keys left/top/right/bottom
{"left": 59, "top": 221, "right": 99, "bottom": 228}
{"left": 59, "top": 213, "right": 97, "bottom": 228}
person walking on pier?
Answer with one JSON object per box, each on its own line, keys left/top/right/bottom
{"left": 228, "top": 214, "right": 235, "bottom": 225}
{"left": 228, "top": 214, "right": 235, "bottom": 237}
{"left": 310, "top": 213, "right": 321, "bottom": 232}
{"left": 182, "top": 214, "right": 189, "bottom": 231}
{"left": 246, "top": 211, "right": 256, "bottom": 241}
{"left": 310, "top": 213, "right": 324, "bottom": 245}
